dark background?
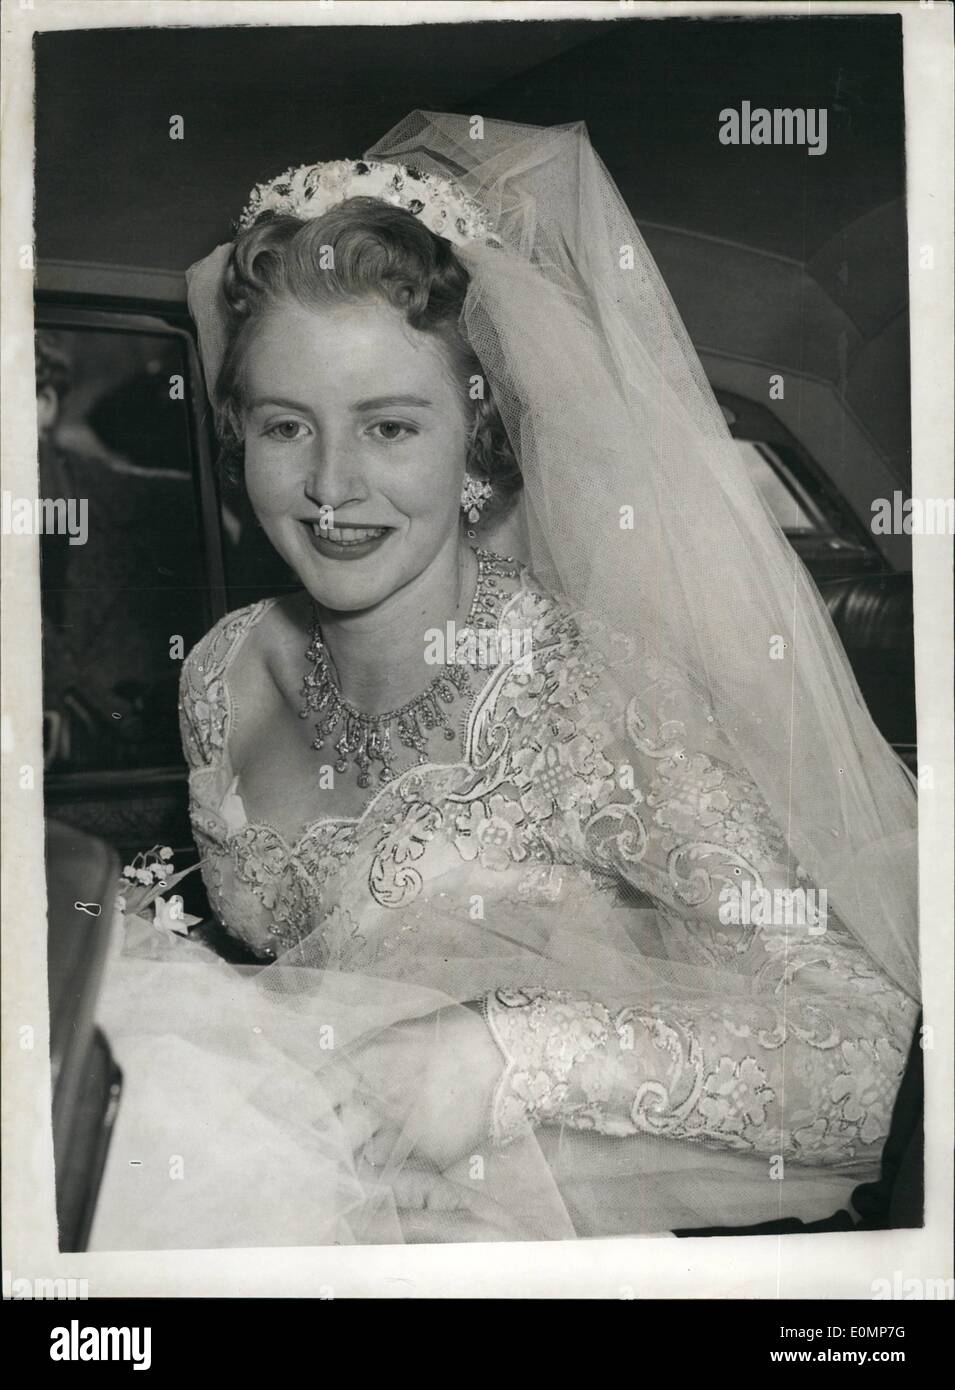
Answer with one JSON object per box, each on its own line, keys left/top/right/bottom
{"left": 34, "top": 14, "right": 911, "bottom": 483}
{"left": 35, "top": 15, "right": 905, "bottom": 267}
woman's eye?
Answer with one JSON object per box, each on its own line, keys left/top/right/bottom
{"left": 265, "top": 420, "right": 310, "bottom": 442}
{"left": 370, "top": 420, "right": 415, "bottom": 443}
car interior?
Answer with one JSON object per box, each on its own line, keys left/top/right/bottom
{"left": 34, "top": 15, "right": 920, "bottom": 1248}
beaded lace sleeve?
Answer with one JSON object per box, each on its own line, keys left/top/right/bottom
{"left": 177, "top": 604, "right": 269, "bottom": 774}
{"left": 178, "top": 637, "right": 218, "bottom": 773}
{"left": 477, "top": 643, "right": 918, "bottom": 1169}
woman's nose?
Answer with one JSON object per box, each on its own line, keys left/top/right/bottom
{"left": 302, "top": 438, "right": 364, "bottom": 511}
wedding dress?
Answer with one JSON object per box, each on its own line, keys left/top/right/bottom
{"left": 88, "top": 551, "right": 917, "bottom": 1248}
{"left": 86, "top": 112, "right": 920, "bottom": 1249}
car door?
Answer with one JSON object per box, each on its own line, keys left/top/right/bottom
{"left": 35, "top": 304, "right": 226, "bottom": 863}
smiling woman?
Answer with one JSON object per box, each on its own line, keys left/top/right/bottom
{"left": 214, "top": 198, "right": 520, "bottom": 526}
{"left": 242, "top": 298, "right": 469, "bottom": 608}
{"left": 86, "top": 112, "right": 921, "bottom": 1249}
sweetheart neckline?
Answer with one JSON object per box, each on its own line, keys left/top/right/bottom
{"left": 222, "top": 755, "right": 473, "bottom": 855}
{"left": 189, "top": 568, "right": 549, "bottom": 856}
{"left": 214, "top": 622, "right": 525, "bottom": 850}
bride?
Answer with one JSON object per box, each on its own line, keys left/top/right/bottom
{"left": 89, "top": 112, "right": 921, "bottom": 1248}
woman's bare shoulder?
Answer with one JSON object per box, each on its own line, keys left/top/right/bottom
{"left": 183, "top": 599, "right": 276, "bottom": 675}
{"left": 219, "top": 591, "right": 313, "bottom": 763}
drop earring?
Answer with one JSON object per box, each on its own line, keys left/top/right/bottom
{"left": 461, "top": 473, "right": 493, "bottom": 537}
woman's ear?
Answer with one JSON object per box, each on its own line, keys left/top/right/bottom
{"left": 465, "top": 388, "right": 523, "bottom": 526}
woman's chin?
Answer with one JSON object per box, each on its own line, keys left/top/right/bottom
{"left": 301, "top": 571, "right": 395, "bottom": 614}
{"left": 287, "top": 532, "right": 408, "bottom": 612}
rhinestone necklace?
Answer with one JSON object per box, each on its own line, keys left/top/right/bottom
{"left": 299, "top": 549, "right": 510, "bottom": 789}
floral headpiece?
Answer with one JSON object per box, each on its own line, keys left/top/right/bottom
{"left": 237, "top": 158, "right": 501, "bottom": 247}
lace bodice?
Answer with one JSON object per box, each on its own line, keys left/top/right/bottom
{"left": 179, "top": 555, "right": 917, "bottom": 1173}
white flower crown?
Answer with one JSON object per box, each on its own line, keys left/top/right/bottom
{"left": 237, "top": 157, "right": 501, "bottom": 247}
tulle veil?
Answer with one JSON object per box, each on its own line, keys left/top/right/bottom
{"left": 366, "top": 111, "right": 918, "bottom": 1003}
{"left": 88, "top": 111, "right": 919, "bottom": 1250}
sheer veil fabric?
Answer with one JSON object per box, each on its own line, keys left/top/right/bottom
{"left": 366, "top": 112, "right": 918, "bottom": 1003}
{"left": 88, "top": 111, "right": 920, "bottom": 1250}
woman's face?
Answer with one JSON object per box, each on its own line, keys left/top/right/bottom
{"left": 241, "top": 297, "right": 470, "bottom": 612}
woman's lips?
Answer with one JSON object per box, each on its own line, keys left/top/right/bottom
{"left": 302, "top": 520, "right": 393, "bottom": 561}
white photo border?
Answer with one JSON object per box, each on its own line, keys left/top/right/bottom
{"left": 2, "top": 0, "right": 952, "bottom": 1300}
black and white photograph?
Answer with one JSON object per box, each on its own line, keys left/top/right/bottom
{"left": 2, "top": 0, "right": 952, "bottom": 1317}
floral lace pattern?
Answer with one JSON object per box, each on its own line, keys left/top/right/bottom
{"left": 483, "top": 978, "right": 915, "bottom": 1168}
{"left": 178, "top": 561, "right": 917, "bottom": 1170}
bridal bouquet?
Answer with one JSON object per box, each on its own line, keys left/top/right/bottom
{"left": 114, "top": 846, "right": 203, "bottom": 958}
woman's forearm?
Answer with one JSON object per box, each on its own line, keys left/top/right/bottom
{"left": 479, "top": 977, "right": 916, "bottom": 1169}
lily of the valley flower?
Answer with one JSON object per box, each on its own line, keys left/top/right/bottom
{"left": 116, "top": 845, "right": 202, "bottom": 934}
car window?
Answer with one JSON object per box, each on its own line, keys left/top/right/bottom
{"left": 734, "top": 440, "right": 819, "bottom": 533}
{"left": 37, "top": 322, "right": 212, "bottom": 774}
